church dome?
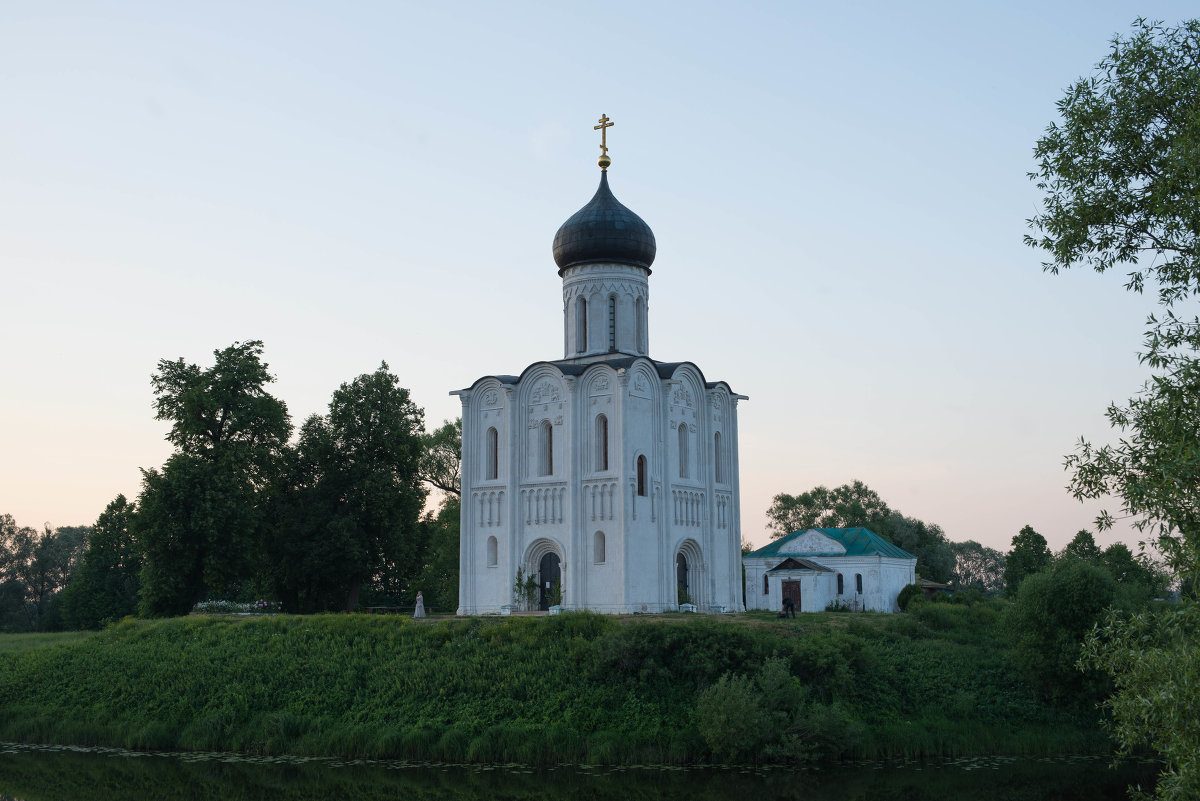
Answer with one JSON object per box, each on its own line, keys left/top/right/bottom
{"left": 552, "top": 171, "right": 656, "bottom": 274}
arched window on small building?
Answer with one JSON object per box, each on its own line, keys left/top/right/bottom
{"left": 763, "top": 574, "right": 769, "bottom": 595}
{"left": 595, "top": 414, "right": 608, "bottom": 471}
{"left": 539, "top": 420, "right": 553, "bottom": 476}
{"left": 856, "top": 573, "right": 863, "bottom": 594}
{"left": 486, "top": 536, "right": 498, "bottom": 567}
{"left": 636, "top": 455, "right": 647, "bottom": 496}
{"left": 485, "top": 427, "right": 498, "bottom": 481}
{"left": 837, "top": 573, "right": 844, "bottom": 595}
{"left": 594, "top": 531, "right": 605, "bottom": 564}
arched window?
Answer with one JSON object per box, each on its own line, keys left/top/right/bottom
{"left": 576, "top": 296, "right": 587, "bottom": 353}
{"left": 636, "top": 455, "right": 647, "bottom": 496}
{"left": 837, "top": 573, "right": 844, "bottom": 595}
{"left": 677, "top": 424, "right": 689, "bottom": 479}
{"left": 713, "top": 431, "right": 724, "bottom": 483}
{"left": 607, "top": 296, "right": 616, "bottom": 350}
{"left": 594, "top": 531, "right": 606, "bottom": 564}
{"left": 539, "top": 420, "right": 553, "bottom": 476}
{"left": 635, "top": 296, "right": 645, "bottom": 352}
{"left": 595, "top": 415, "right": 608, "bottom": 471}
{"left": 486, "top": 536, "right": 498, "bottom": 567}
{"left": 485, "top": 427, "right": 498, "bottom": 480}
{"left": 855, "top": 573, "right": 863, "bottom": 594}
{"left": 763, "top": 574, "right": 769, "bottom": 595}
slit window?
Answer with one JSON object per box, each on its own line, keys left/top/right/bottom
{"left": 678, "top": 424, "right": 689, "bottom": 479}
{"left": 607, "top": 296, "right": 616, "bottom": 350}
{"left": 539, "top": 420, "right": 553, "bottom": 476}
{"left": 596, "top": 414, "right": 609, "bottom": 471}
{"left": 485, "top": 427, "right": 498, "bottom": 480}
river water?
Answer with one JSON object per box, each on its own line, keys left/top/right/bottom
{"left": 0, "top": 742, "right": 1157, "bottom": 800}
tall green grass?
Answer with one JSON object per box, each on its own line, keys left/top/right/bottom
{"left": 0, "top": 607, "right": 1106, "bottom": 765}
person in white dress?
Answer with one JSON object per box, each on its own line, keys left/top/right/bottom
{"left": 414, "top": 591, "right": 426, "bottom": 619}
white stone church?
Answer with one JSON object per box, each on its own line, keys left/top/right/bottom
{"left": 453, "top": 133, "right": 746, "bottom": 615}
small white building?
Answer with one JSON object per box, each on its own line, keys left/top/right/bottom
{"left": 453, "top": 139, "right": 747, "bottom": 615}
{"left": 743, "top": 528, "right": 916, "bottom": 613}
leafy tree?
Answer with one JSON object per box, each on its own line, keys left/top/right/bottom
{"left": 1004, "top": 525, "right": 1052, "bottom": 597}
{"left": 412, "top": 496, "right": 460, "bottom": 615}
{"left": 766, "top": 482, "right": 955, "bottom": 581}
{"left": 1081, "top": 603, "right": 1200, "bottom": 801}
{"left": 267, "top": 363, "right": 427, "bottom": 612}
{"left": 136, "top": 341, "right": 291, "bottom": 616}
{"left": 1061, "top": 529, "right": 1102, "bottom": 562}
{"left": 766, "top": 481, "right": 890, "bottom": 537}
{"left": 949, "top": 539, "right": 1006, "bottom": 596}
{"left": 0, "top": 516, "right": 87, "bottom": 631}
{"left": 883, "top": 512, "right": 955, "bottom": 584}
{"left": 1027, "top": 20, "right": 1200, "bottom": 797}
{"left": 1005, "top": 558, "right": 1118, "bottom": 701}
{"left": 60, "top": 495, "right": 141, "bottom": 629}
{"left": 420, "top": 418, "right": 462, "bottom": 497}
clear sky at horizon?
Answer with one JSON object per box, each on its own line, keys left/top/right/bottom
{"left": 2, "top": 1, "right": 1194, "bottom": 556}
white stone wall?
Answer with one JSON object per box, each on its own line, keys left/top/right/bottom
{"left": 456, "top": 355, "right": 746, "bottom": 615}
{"left": 561, "top": 263, "right": 649, "bottom": 358}
{"left": 743, "top": 554, "right": 915, "bottom": 613}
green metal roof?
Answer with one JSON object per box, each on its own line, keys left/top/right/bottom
{"left": 746, "top": 527, "right": 916, "bottom": 560}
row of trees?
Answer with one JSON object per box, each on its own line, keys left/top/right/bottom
{"left": 0, "top": 516, "right": 88, "bottom": 631}
{"left": 1, "top": 341, "right": 464, "bottom": 631}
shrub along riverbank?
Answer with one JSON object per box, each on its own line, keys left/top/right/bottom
{"left": 0, "top": 605, "right": 1107, "bottom": 765}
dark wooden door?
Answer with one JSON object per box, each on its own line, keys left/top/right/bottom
{"left": 538, "top": 552, "right": 561, "bottom": 611}
{"left": 782, "top": 580, "right": 802, "bottom": 612}
{"left": 676, "top": 553, "right": 689, "bottom": 602}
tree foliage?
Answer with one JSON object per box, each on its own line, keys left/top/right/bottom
{"left": 949, "top": 539, "right": 1006, "bottom": 596}
{"left": 136, "top": 341, "right": 291, "bottom": 616}
{"left": 1027, "top": 20, "right": 1200, "bottom": 798}
{"left": 766, "top": 481, "right": 955, "bottom": 581}
{"left": 1061, "top": 529, "right": 1102, "bottom": 562}
{"left": 0, "top": 515, "right": 88, "bottom": 631}
{"left": 420, "top": 418, "right": 462, "bottom": 497}
{"left": 1081, "top": 603, "right": 1200, "bottom": 801}
{"left": 266, "top": 363, "right": 428, "bottom": 612}
{"left": 60, "top": 495, "right": 141, "bottom": 629}
{"left": 766, "top": 481, "right": 890, "bottom": 537}
{"left": 1004, "top": 525, "right": 1052, "bottom": 598}
{"left": 1005, "top": 558, "right": 1118, "bottom": 701}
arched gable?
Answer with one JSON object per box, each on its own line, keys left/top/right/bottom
{"left": 516, "top": 364, "right": 568, "bottom": 481}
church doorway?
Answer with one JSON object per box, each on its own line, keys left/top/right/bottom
{"left": 538, "top": 552, "right": 561, "bottom": 611}
{"left": 782, "top": 580, "right": 802, "bottom": 613}
{"left": 676, "top": 553, "right": 689, "bottom": 604}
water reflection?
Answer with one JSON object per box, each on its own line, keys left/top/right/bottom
{"left": 0, "top": 742, "right": 1156, "bottom": 801}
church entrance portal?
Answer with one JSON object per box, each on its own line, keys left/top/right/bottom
{"left": 538, "top": 552, "right": 561, "bottom": 611}
{"left": 782, "top": 580, "right": 802, "bottom": 612}
{"left": 676, "top": 553, "right": 689, "bottom": 604}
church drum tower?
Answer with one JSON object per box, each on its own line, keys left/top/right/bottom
{"left": 453, "top": 117, "right": 746, "bottom": 614}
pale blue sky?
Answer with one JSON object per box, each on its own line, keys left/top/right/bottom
{"left": 1, "top": 1, "right": 1192, "bottom": 553}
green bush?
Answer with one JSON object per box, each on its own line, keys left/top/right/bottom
{"left": 897, "top": 583, "right": 923, "bottom": 611}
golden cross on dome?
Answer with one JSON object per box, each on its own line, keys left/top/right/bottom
{"left": 594, "top": 114, "right": 614, "bottom": 170}
{"left": 594, "top": 114, "right": 614, "bottom": 155}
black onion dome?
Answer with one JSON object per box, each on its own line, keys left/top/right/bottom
{"left": 552, "top": 171, "right": 656, "bottom": 274}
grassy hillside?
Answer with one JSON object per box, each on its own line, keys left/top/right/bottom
{"left": 0, "top": 606, "right": 1106, "bottom": 765}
